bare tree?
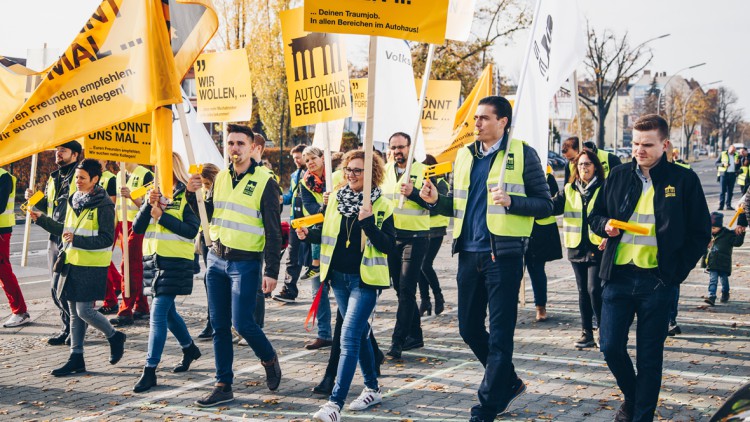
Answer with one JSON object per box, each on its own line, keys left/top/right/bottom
{"left": 681, "top": 90, "right": 710, "bottom": 159}
{"left": 578, "top": 25, "right": 654, "bottom": 148}
{"left": 705, "top": 87, "right": 742, "bottom": 152}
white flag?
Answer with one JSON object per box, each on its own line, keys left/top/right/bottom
{"left": 445, "top": 0, "right": 477, "bottom": 42}
{"left": 512, "top": 0, "right": 586, "bottom": 169}
{"left": 313, "top": 119, "right": 345, "bottom": 152}
{"left": 369, "top": 37, "right": 425, "bottom": 161}
{"left": 172, "top": 89, "right": 225, "bottom": 170}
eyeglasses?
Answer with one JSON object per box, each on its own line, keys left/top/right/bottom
{"left": 577, "top": 162, "right": 593, "bottom": 167}
{"left": 343, "top": 167, "right": 364, "bottom": 176}
{"left": 389, "top": 145, "right": 408, "bottom": 151}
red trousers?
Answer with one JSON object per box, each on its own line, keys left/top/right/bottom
{"left": 115, "top": 221, "right": 149, "bottom": 316}
{"left": 102, "top": 261, "right": 122, "bottom": 308}
{"left": 0, "top": 233, "right": 27, "bottom": 315}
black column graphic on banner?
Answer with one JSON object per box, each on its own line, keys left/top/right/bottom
{"left": 289, "top": 33, "right": 341, "bottom": 82}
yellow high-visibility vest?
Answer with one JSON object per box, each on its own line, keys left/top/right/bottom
{"left": 562, "top": 183, "right": 603, "bottom": 248}
{"left": 717, "top": 151, "right": 739, "bottom": 176}
{"left": 116, "top": 166, "right": 152, "bottom": 223}
{"left": 143, "top": 191, "right": 195, "bottom": 260}
{"left": 99, "top": 170, "right": 116, "bottom": 192}
{"left": 0, "top": 169, "right": 16, "bottom": 228}
{"left": 45, "top": 170, "right": 77, "bottom": 217}
{"left": 319, "top": 194, "right": 393, "bottom": 287}
{"left": 429, "top": 177, "right": 450, "bottom": 229}
{"left": 596, "top": 150, "right": 612, "bottom": 178}
{"left": 614, "top": 186, "right": 658, "bottom": 268}
{"left": 737, "top": 166, "right": 748, "bottom": 186}
{"left": 63, "top": 206, "right": 112, "bottom": 267}
{"left": 383, "top": 161, "right": 430, "bottom": 232}
{"left": 209, "top": 168, "right": 270, "bottom": 252}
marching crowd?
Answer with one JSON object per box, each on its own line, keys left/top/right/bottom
{"left": 1, "top": 96, "right": 746, "bottom": 421}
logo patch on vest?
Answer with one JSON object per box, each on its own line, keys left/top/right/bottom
{"left": 243, "top": 181, "right": 258, "bottom": 196}
{"left": 506, "top": 154, "right": 515, "bottom": 170}
{"left": 87, "top": 212, "right": 95, "bottom": 220}
{"left": 410, "top": 174, "right": 418, "bottom": 184}
{"left": 665, "top": 185, "right": 676, "bottom": 198}
{"left": 603, "top": 162, "right": 610, "bottom": 173}
{"left": 165, "top": 199, "right": 181, "bottom": 211}
{"left": 376, "top": 211, "right": 385, "bottom": 228}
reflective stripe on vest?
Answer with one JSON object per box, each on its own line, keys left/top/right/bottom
{"left": 143, "top": 192, "right": 195, "bottom": 260}
{"left": 209, "top": 168, "right": 270, "bottom": 252}
{"left": 383, "top": 161, "right": 429, "bottom": 232}
{"left": 452, "top": 140, "right": 534, "bottom": 239}
{"left": 430, "top": 177, "right": 451, "bottom": 228}
{"left": 737, "top": 166, "right": 748, "bottom": 186}
{"left": 597, "top": 150, "right": 611, "bottom": 178}
{"left": 64, "top": 207, "right": 112, "bottom": 267}
{"left": 674, "top": 161, "right": 691, "bottom": 170}
{"left": 717, "top": 151, "right": 738, "bottom": 176}
{"left": 0, "top": 170, "right": 16, "bottom": 228}
{"left": 319, "top": 194, "right": 393, "bottom": 287}
{"left": 116, "top": 166, "right": 152, "bottom": 222}
{"left": 562, "top": 183, "right": 602, "bottom": 248}
{"left": 615, "top": 186, "right": 658, "bottom": 268}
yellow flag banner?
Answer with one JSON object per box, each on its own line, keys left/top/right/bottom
{"left": 436, "top": 64, "right": 493, "bottom": 163}
{"left": 415, "top": 79, "right": 461, "bottom": 157}
{"left": 282, "top": 7, "right": 352, "bottom": 127}
{"left": 304, "top": 0, "right": 449, "bottom": 44}
{"left": 195, "top": 49, "right": 253, "bottom": 123}
{"left": 168, "top": 0, "right": 219, "bottom": 79}
{"left": 350, "top": 78, "right": 367, "bottom": 123}
{"left": 0, "top": 57, "right": 44, "bottom": 132}
{"left": 84, "top": 113, "right": 153, "bottom": 163}
{"left": 150, "top": 106, "right": 174, "bottom": 198}
{"left": 0, "top": 0, "right": 182, "bottom": 167}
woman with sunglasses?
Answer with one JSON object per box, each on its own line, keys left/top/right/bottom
{"left": 552, "top": 149, "right": 607, "bottom": 349}
{"left": 298, "top": 150, "right": 396, "bottom": 422}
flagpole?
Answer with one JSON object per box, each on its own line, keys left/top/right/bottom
{"left": 323, "top": 121, "right": 333, "bottom": 193}
{"left": 399, "top": 43, "right": 436, "bottom": 209}
{"left": 118, "top": 162, "right": 131, "bottom": 298}
{"left": 223, "top": 122, "right": 229, "bottom": 168}
{"left": 177, "top": 105, "right": 213, "bottom": 246}
{"left": 363, "top": 36, "right": 378, "bottom": 208}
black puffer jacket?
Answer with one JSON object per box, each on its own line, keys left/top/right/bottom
{"left": 133, "top": 183, "right": 200, "bottom": 296}
{"left": 526, "top": 173, "right": 563, "bottom": 263}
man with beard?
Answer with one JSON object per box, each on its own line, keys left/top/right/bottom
{"left": 26, "top": 140, "right": 82, "bottom": 345}
{"left": 383, "top": 132, "right": 431, "bottom": 358}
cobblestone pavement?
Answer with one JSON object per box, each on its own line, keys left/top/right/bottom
{"left": 1, "top": 234, "right": 748, "bottom": 421}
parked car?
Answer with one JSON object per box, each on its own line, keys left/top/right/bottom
{"left": 548, "top": 151, "right": 567, "bottom": 171}
{"left": 615, "top": 148, "right": 632, "bottom": 160}
{"left": 693, "top": 147, "right": 708, "bottom": 156}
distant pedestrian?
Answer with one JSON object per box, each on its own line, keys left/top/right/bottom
{"left": 701, "top": 212, "right": 745, "bottom": 306}
{"left": 0, "top": 166, "right": 30, "bottom": 328}
{"left": 716, "top": 144, "right": 741, "bottom": 210}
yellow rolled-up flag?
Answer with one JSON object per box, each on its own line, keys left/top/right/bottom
{"left": 729, "top": 206, "right": 744, "bottom": 228}
{"left": 291, "top": 213, "right": 325, "bottom": 229}
{"left": 610, "top": 219, "right": 649, "bottom": 235}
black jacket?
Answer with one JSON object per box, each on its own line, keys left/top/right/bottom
{"left": 526, "top": 173, "right": 562, "bottom": 263}
{"left": 701, "top": 227, "right": 745, "bottom": 275}
{"left": 37, "top": 161, "right": 78, "bottom": 244}
{"left": 589, "top": 155, "right": 711, "bottom": 285}
{"left": 133, "top": 183, "right": 199, "bottom": 297}
{"left": 552, "top": 177, "right": 604, "bottom": 263}
{"left": 432, "top": 140, "right": 553, "bottom": 258}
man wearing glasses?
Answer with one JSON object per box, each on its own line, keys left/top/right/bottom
{"left": 382, "top": 132, "right": 431, "bottom": 359}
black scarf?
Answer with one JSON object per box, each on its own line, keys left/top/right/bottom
{"left": 336, "top": 185, "right": 382, "bottom": 218}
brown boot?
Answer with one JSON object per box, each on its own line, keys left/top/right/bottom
{"left": 535, "top": 306, "right": 548, "bottom": 322}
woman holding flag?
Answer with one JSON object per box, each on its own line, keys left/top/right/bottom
{"left": 297, "top": 150, "right": 395, "bottom": 422}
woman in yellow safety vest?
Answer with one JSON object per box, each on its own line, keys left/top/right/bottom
{"left": 551, "top": 150, "right": 607, "bottom": 350}
{"left": 297, "top": 150, "right": 396, "bottom": 421}
{"left": 31, "top": 159, "right": 126, "bottom": 376}
{"left": 131, "top": 153, "right": 202, "bottom": 393}
{"left": 739, "top": 158, "right": 749, "bottom": 196}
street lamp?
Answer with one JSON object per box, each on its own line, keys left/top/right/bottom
{"left": 680, "top": 80, "right": 721, "bottom": 159}
{"left": 658, "top": 62, "right": 706, "bottom": 115}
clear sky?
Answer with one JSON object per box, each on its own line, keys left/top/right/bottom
{"left": 1, "top": 0, "right": 748, "bottom": 119}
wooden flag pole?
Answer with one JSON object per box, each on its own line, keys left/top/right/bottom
{"left": 398, "top": 43, "right": 436, "bottom": 209}
{"left": 118, "top": 162, "right": 131, "bottom": 298}
{"left": 223, "top": 122, "right": 229, "bottom": 168}
{"left": 20, "top": 154, "right": 39, "bottom": 267}
{"left": 362, "top": 36, "right": 378, "bottom": 208}
{"left": 323, "top": 121, "right": 333, "bottom": 193}
{"left": 176, "top": 105, "right": 213, "bottom": 246}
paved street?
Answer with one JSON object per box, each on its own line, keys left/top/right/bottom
{"left": 0, "top": 156, "right": 748, "bottom": 421}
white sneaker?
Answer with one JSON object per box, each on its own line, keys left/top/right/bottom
{"left": 3, "top": 313, "right": 30, "bottom": 328}
{"left": 348, "top": 387, "right": 382, "bottom": 411}
{"left": 238, "top": 338, "right": 248, "bottom": 346}
{"left": 313, "top": 401, "right": 341, "bottom": 422}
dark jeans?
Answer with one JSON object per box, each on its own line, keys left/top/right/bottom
{"left": 720, "top": 172, "right": 737, "bottom": 207}
{"left": 668, "top": 286, "right": 680, "bottom": 326}
{"left": 457, "top": 252, "right": 523, "bottom": 417}
{"left": 571, "top": 261, "right": 602, "bottom": 331}
{"left": 389, "top": 237, "right": 428, "bottom": 344}
{"left": 324, "top": 311, "right": 383, "bottom": 378}
{"left": 206, "top": 251, "right": 275, "bottom": 385}
{"left": 600, "top": 268, "right": 676, "bottom": 422}
{"left": 418, "top": 235, "right": 444, "bottom": 302}
{"left": 525, "top": 258, "right": 547, "bottom": 307}
{"left": 282, "top": 224, "right": 303, "bottom": 297}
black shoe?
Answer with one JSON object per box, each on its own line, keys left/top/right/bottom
{"left": 51, "top": 353, "right": 86, "bottom": 377}
{"left": 419, "top": 299, "right": 432, "bottom": 316}
{"left": 173, "top": 342, "right": 201, "bottom": 373}
{"left": 718, "top": 205, "right": 724, "bottom": 211}
{"left": 197, "top": 321, "right": 213, "bottom": 341}
{"left": 720, "top": 293, "right": 730, "bottom": 303}
{"left": 667, "top": 325, "right": 682, "bottom": 336}
{"left": 108, "top": 331, "right": 126, "bottom": 364}
{"left": 575, "top": 330, "right": 596, "bottom": 349}
{"left": 614, "top": 400, "right": 634, "bottom": 422}
{"left": 387, "top": 343, "right": 402, "bottom": 359}
{"left": 704, "top": 296, "right": 716, "bottom": 306}
{"left": 312, "top": 374, "right": 335, "bottom": 395}
{"left": 434, "top": 293, "right": 445, "bottom": 315}
{"left": 133, "top": 366, "right": 157, "bottom": 393}
{"left": 195, "top": 385, "right": 233, "bottom": 408}
{"left": 47, "top": 332, "right": 69, "bottom": 346}
{"left": 727, "top": 205, "right": 736, "bottom": 211}
{"left": 402, "top": 336, "right": 424, "bottom": 351}
{"left": 98, "top": 306, "right": 118, "bottom": 315}
{"left": 109, "top": 315, "right": 134, "bottom": 326}
{"left": 133, "top": 311, "right": 149, "bottom": 320}
{"left": 498, "top": 378, "right": 527, "bottom": 415}
{"left": 272, "top": 287, "right": 297, "bottom": 303}
{"left": 261, "top": 354, "right": 282, "bottom": 391}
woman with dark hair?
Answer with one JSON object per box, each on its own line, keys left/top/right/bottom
{"left": 298, "top": 150, "right": 396, "bottom": 422}
{"left": 418, "top": 154, "right": 448, "bottom": 315}
{"left": 132, "top": 153, "right": 202, "bottom": 392}
{"left": 552, "top": 149, "right": 607, "bottom": 349}
{"left": 31, "top": 158, "right": 126, "bottom": 375}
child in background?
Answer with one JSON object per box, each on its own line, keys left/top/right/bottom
{"left": 702, "top": 212, "right": 745, "bottom": 305}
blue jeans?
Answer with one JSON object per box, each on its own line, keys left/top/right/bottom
{"left": 457, "top": 252, "right": 523, "bottom": 418}
{"left": 312, "top": 276, "right": 332, "bottom": 341}
{"left": 708, "top": 270, "right": 730, "bottom": 297}
{"left": 206, "top": 251, "right": 276, "bottom": 385}
{"left": 146, "top": 294, "right": 193, "bottom": 368}
{"left": 329, "top": 271, "right": 379, "bottom": 409}
{"left": 600, "top": 268, "right": 676, "bottom": 422}
{"left": 525, "top": 258, "right": 547, "bottom": 307}
{"left": 311, "top": 242, "right": 321, "bottom": 261}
